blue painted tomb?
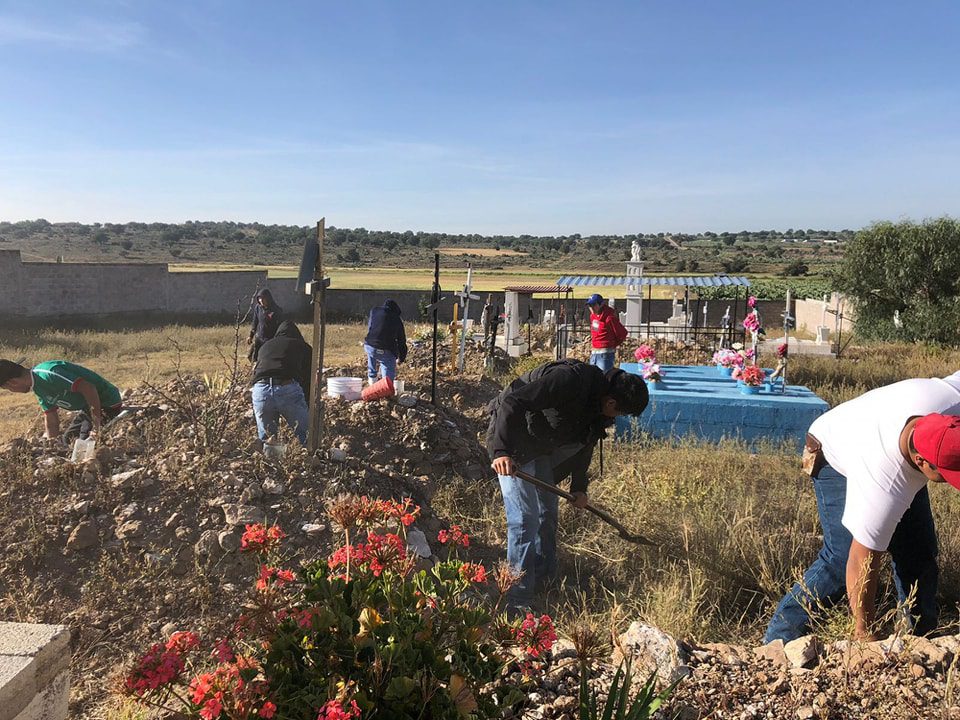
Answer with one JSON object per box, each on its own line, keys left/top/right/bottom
{"left": 616, "top": 363, "right": 830, "bottom": 450}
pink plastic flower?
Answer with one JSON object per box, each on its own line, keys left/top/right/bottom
{"left": 633, "top": 345, "right": 656, "bottom": 363}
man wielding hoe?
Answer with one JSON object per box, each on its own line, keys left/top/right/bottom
{"left": 765, "top": 371, "right": 960, "bottom": 643}
{"left": 487, "top": 359, "right": 649, "bottom": 610}
{"left": 0, "top": 359, "right": 123, "bottom": 443}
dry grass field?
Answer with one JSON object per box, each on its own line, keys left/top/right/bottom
{"left": 169, "top": 263, "right": 703, "bottom": 298}
{"left": 0, "top": 322, "right": 365, "bottom": 441}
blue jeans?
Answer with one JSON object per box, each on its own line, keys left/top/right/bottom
{"left": 251, "top": 380, "right": 309, "bottom": 446}
{"left": 764, "top": 463, "right": 939, "bottom": 643}
{"left": 498, "top": 456, "right": 560, "bottom": 608}
{"left": 364, "top": 343, "right": 397, "bottom": 382}
{"left": 589, "top": 351, "right": 615, "bottom": 372}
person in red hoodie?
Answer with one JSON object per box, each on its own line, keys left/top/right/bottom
{"left": 586, "top": 293, "right": 627, "bottom": 371}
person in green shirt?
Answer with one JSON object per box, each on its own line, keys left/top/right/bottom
{"left": 0, "top": 359, "right": 123, "bottom": 442}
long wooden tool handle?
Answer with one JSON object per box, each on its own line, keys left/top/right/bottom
{"left": 513, "top": 470, "right": 656, "bottom": 546}
{"left": 514, "top": 469, "right": 576, "bottom": 501}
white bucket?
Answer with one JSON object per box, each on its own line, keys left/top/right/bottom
{"left": 327, "top": 377, "right": 363, "bottom": 400}
{"left": 263, "top": 441, "right": 286, "bottom": 459}
{"left": 394, "top": 380, "right": 405, "bottom": 394}
{"left": 70, "top": 437, "right": 96, "bottom": 463}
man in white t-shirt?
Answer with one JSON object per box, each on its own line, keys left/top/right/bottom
{"left": 765, "top": 372, "right": 960, "bottom": 643}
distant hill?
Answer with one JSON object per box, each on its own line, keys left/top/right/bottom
{"left": 0, "top": 219, "right": 849, "bottom": 276}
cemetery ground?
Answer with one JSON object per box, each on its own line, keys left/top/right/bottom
{"left": 4, "top": 324, "right": 960, "bottom": 717}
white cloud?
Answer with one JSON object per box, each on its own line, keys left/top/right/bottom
{"left": 0, "top": 14, "right": 144, "bottom": 52}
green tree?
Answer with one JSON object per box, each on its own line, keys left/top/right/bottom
{"left": 782, "top": 259, "right": 808, "bottom": 276}
{"left": 836, "top": 218, "right": 960, "bottom": 343}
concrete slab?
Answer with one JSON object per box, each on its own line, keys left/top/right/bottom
{"left": 13, "top": 670, "right": 69, "bottom": 720}
{"left": 0, "top": 655, "right": 35, "bottom": 720}
{"left": 0, "top": 624, "right": 69, "bottom": 688}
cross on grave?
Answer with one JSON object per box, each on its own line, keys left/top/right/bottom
{"left": 453, "top": 264, "right": 480, "bottom": 373}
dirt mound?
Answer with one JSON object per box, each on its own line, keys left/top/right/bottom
{"left": 0, "top": 373, "right": 501, "bottom": 717}
{"left": 519, "top": 626, "right": 960, "bottom": 719}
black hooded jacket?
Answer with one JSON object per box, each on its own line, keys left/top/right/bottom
{"left": 253, "top": 321, "right": 312, "bottom": 395}
{"left": 486, "top": 360, "right": 616, "bottom": 493}
{"left": 364, "top": 300, "right": 408, "bottom": 362}
{"left": 250, "top": 289, "right": 284, "bottom": 344}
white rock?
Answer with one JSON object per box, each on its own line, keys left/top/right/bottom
{"left": 301, "top": 523, "right": 326, "bottom": 535}
{"left": 221, "top": 504, "right": 265, "bottom": 526}
{"left": 262, "top": 478, "right": 286, "bottom": 495}
{"left": 406, "top": 528, "right": 432, "bottom": 558}
{"left": 110, "top": 467, "right": 146, "bottom": 488}
{"left": 784, "top": 635, "right": 822, "bottom": 669}
{"left": 612, "top": 621, "right": 691, "bottom": 683}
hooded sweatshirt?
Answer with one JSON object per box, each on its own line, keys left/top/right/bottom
{"left": 364, "top": 300, "right": 408, "bottom": 362}
{"left": 485, "top": 360, "right": 616, "bottom": 493}
{"left": 250, "top": 288, "right": 284, "bottom": 343}
{"left": 253, "top": 321, "right": 312, "bottom": 395}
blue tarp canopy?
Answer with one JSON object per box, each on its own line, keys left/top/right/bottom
{"left": 555, "top": 275, "right": 751, "bottom": 288}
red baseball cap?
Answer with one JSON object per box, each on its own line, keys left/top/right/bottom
{"left": 913, "top": 414, "right": 960, "bottom": 489}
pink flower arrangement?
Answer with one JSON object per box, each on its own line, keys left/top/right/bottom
{"left": 634, "top": 344, "right": 656, "bottom": 363}
{"left": 642, "top": 363, "right": 663, "bottom": 382}
{"left": 742, "top": 312, "right": 760, "bottom": 333}
{"left": 747, "top": 295, "right": 757, "bottom": 308}
{"left": 740, "top": 365, "right": 766, "bottom": 387}
{"left": 777, "top": 342, "right": 788, "bottom": 359}
{"left": 712, "top": 349, "right": 742, "bottom": 368}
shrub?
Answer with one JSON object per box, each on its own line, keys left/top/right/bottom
{"left": 835, "top": 217, "right": 960, "bottom": 344}
{"left": 122, "top": 497, "right": 555, "bottom": 719}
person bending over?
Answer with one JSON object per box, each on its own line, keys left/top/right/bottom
{"left": 0, "top": 359, "right": 122, "bottom": 443}
{"left": 486, "top": 359, "right": 648, "bottom": 610}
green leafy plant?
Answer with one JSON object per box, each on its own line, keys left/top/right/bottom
{"left": 578, "top": 664, "right": 678, "bottom": 720}
{"left": 121, "top": 496, "right": 556, "bottom": 719}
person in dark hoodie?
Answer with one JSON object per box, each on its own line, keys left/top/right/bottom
{"left": 363, "top": 299, "right": 408, "bottom": 385}
{"left": 487, "top": 360, "right": 649, "bottom": 609}
{"left": 247, "top": 288, "right": 284, "bottom": 362}
{"left": 251, "top": 321, "right": 312, "bottom": 446}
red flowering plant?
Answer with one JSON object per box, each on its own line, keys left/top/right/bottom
{"left": 740, "top": 365, "right": 766, "bottom": 387}
{"left": 122, "top": 499, "right": 552, "bottom": 719}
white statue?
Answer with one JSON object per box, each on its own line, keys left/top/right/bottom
{"left": 631, "top": 240, "right": 641, "bottom": 263}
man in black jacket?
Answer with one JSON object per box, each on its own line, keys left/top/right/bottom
{"left": 251, "top": 321, "right": 312, "bottom": 446}
{"left": 247, "top": 288, "right": 284, "bottom": 362}
{"left": 363, "top": 299, "right": 408, "bottom": 385}
{"left": 487, "top": 360, "right": 649, "bottom": 608}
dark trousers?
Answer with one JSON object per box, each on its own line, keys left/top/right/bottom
{"left": 64, "top": 405, "right": 123, "bottom": 444}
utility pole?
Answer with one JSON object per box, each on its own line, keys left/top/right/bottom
{"left": 307, "top": 219, "right": 327, "bottom": 453}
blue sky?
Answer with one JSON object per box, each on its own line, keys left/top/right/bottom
{"left": 0, "top": 1, "right": 958, "bottom": 234}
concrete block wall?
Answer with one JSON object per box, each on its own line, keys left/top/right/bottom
{"left": 166, "top": 269, "right": 270, "bottom": 315}
{"left": 0, "top": 251, "right": 795, "bottom": 331}
{"left": 795, "top": 293, "right": 855, "bottom": 336}
{"left": 0, "top": 623, "right": 70, "bottom": 720}
{"left": 0, "top": 250, "right": 25, "bottom": 316}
